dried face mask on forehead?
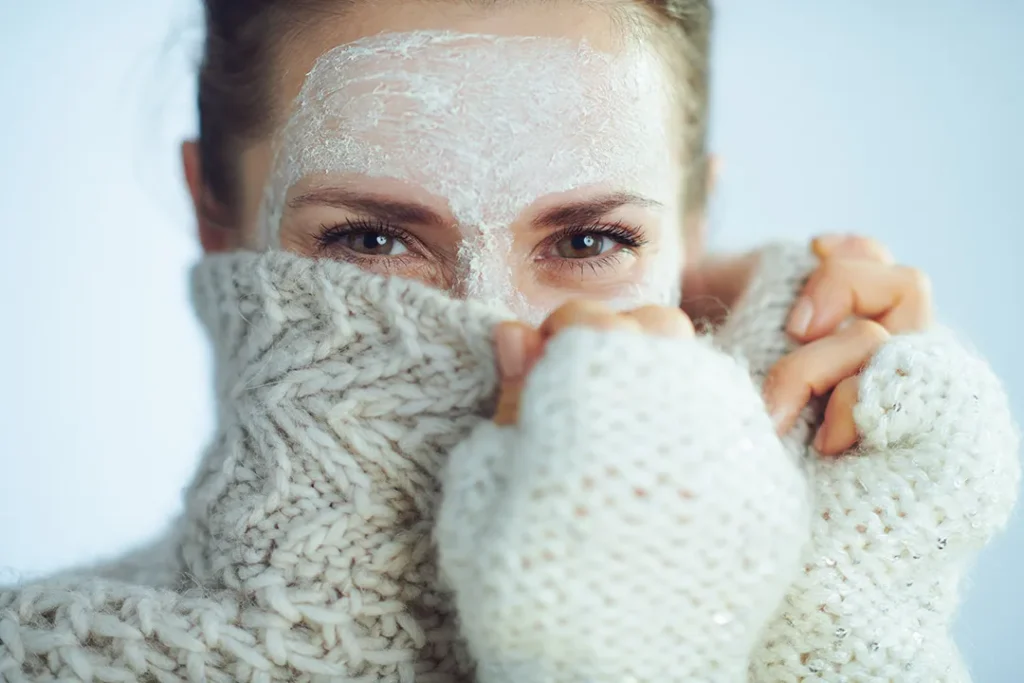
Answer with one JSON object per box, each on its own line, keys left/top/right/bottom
{"left": 262, "top": 30, "right": 683, "bottom": 313}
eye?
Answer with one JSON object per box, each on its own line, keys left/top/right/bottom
{"left": 338, "top": 231, "right": 408, "bottom": 256}
{"left": 315, "top": 220, "right": 413, "bottom": 258}
{"left": 554, "top": 233, "right": 615, "bottom": 259}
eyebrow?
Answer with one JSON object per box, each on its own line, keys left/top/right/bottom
{"left": 288, "top": 187, "right": 661, "bottom": 227}
{"left": 532, "top": 192, "right": 663, "bottom": 228}
{"left": 288, "top": 187, "right": 450, "bottom": 226}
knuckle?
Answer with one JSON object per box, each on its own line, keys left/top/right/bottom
{"left": 677, "top": 312, "right": 697, "bottom": 336}
{"left": 803, "top": 260, "right": 847, "bottom": 299}
{"left": 846, "top": 234, "right": 875, "bottom": 250}
{"left": 899, "top": 266, "right": 932, "bottom": 299}
{"left": 666, "top": 310, "right": 695, "bottom": 336}
{"left": 601, "top": 314, "right": 639, "bottom": 331}
{"left": 847, "top": 318, "right": 890, "bottom": 344}
{"left": 826, "top": 234, "right": 893, "bottom": 263}
{"left": 766, "top": 354, "right": 802, "bottom": 388}
{"left": 544, "top": 300, "right": 606, "bottom": 330}
{"left": 623, "top": 305, "right": 677, "bottom": 335}
{"left": 807, "top": 256, "right": 847, "bottom": 290}
{"left": 855, "top": 235, "right": 888, "bottom": 256}
{"left": 557, "top": 299, "right": 605, "bottom": 316}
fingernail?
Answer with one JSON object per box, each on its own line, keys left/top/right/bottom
{"left": 787, "top": 297, "right": 815, "bottom": 337}
{"left": 494, "top": 324, "right": 526, "bottom": 380}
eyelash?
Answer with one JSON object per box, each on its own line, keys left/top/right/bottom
{"left": 315, "top": 218, "right": 421, "bottom": 268}
{"left": 315, "top": 218, "right": 406, "bottom": 248}
{"left": 537, "top": 221, "right": 649, "bottom": 276}
{"left": 314, "top": 218, "right": 649, "bottom": 273}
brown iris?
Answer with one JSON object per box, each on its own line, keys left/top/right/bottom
{"left": 555, "top": 233, "right": 607, "bottom": 258}
{"left": 344, "top": 232, "right": 400, "bottom": 255}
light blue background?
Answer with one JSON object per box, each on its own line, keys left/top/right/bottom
{"left": 0, "top": 1, "right": 1020, "bottom": 679}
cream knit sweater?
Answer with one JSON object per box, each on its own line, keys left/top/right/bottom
{"left": 0, "top": 245, "right": 1018, "bottom": 683}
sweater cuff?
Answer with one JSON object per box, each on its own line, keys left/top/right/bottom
{"left": 437, "top": 329, "right": 809, "bottom": 683}
{"left": 853, "top": 328, "right": 1020, "bottom": 539}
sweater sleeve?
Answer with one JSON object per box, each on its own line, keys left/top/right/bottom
{"left": 435, "top": 328, "right": 811, "bottom": 683}
{"left": 749, "top": 329, "right": 1020, "bottom": 682}
{"left": 0, "top": 579, "right": 269, "bottom": 681}
{"left": 853, "top": 328, "right": 1020, "bottom": 545}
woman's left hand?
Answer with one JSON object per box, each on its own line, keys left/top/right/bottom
{"left": 763, "top": 234, "right": 934, "bottom": 455}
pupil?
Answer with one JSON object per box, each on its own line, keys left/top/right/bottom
{"left": 555, "top": 233, "right": 607, "bottom": 259}
{"left": 572, "top": 234, "right": 600, "bottom": 253}
{"left": 362, "top": 233, "right": 390, "bottom": 251}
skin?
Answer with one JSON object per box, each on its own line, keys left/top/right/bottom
{"left": 181, "top": 0, "right": 933, "bottom": 455}
{"left": 189, "top": 1, "right": 694, "bottom": 317}
{"left": 496, "top": 235, "right": 934, "bottom": 455}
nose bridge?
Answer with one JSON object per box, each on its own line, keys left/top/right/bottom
{"left": 451, "top": 225, "right": 544, "bottom": 320}
{"left": 459, "top": 229, "right": 512, "bottom": 301}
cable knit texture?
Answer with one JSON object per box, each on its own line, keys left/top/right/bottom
{"left": 0, "top": 244, "right": 1018, "bottom": 683}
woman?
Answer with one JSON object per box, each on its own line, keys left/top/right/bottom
{"left": 0, "top": 0, "right": 1017, "bottom": 681}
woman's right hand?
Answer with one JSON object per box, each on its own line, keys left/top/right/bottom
{"left": 492, "top": 301, "right": 695, "bottom": 425}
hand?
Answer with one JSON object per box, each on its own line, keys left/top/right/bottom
{"left": 492, "top": 301, "right": 695, "bottom": 426}
{"left": 764, "top": 234, "right": 934, "bottom": 454}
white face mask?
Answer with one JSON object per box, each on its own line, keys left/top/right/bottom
{"left": 262, "top": 30, "right": 684, "bottom": 321}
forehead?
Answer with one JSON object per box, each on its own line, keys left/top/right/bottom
{"left": 263, "top": 32, "right": 678, "bottom": 235}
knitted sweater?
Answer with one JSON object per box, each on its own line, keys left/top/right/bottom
{"left": 0, "top": 245, "right": 1017, "bottom": 683}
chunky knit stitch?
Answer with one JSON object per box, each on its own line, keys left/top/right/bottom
{"left": 0, "top": 244, "right": 1017, "bottom": 683}
{"left": 747, "top": 329, "right": 1020, "bottom": 682}
{"left": 725, "top": 254, "right": 1020, "bottom": 682}
{"left": 436, "top": 330, "right": 809, "bottom": 683}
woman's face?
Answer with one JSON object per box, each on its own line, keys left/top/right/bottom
{"left": 222, "top": 2, "right": 691, "bottom": 322}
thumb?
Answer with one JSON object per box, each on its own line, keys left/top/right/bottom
{"left": 492, "top": 321, "right": 543, "bottom": 426}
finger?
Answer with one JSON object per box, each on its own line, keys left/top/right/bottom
{"left": 766, "top": 319, "right": 889, "bottom": 434}
{"left": 625, "top": 305, "right": 696, "bottom": 338}
{"left": 812, "top": 234, "right": 895, "bottom": 265}
{"left": 786, "top": 260, "right": 932, "bottom": 341}
{"left": 813, "top": 375, "right": 860, "bottom": 455}
{"left": 540, "top": 300, "right": 641, "bottom": 338}
{"left": 493, "top": 321, "right": 543, "bottom": 426}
